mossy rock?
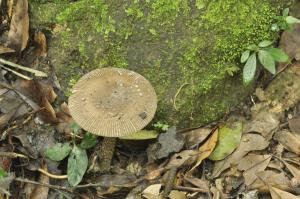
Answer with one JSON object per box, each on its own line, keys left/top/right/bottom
{"left": 29, "top": 0, "right": 291, "bottom": 127}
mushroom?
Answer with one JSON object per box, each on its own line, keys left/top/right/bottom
{"left": 68, "top": 67, "right": 157, "bottom": 171}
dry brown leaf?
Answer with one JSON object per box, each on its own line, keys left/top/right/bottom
{"left": 288, "top": 116, "right": 300, "bottom": 135}
{"left": 166, "top": 150, "right": 198, "bottom": 169}
{"left": 284, "top": 161, "right": 300, "bottom": 179}
{"left": 279, "top": 24, "right": 300, "bottom": 61}
{"left": 169, "top": 190, "right": 187, "bottom": 199}
{"left": 142, "top": 184, "right": 163, "bottom": 199}
{"left": 0, "top": 45, "right": 15, "bottom": 54}
{"left": 248, "top": 170, "right": 291, "bottom": 192}
{"left": 6, "top": 0, "right": 29, "bottom": 51}
{"left": 212, "top": 133, "right": 269, "bottom": 178}
{"left": 34, "top": 31, "right": 47, "bottom": 57}
{"left": 274, "top": 130, "right": 300, "bottom": 155}
{"left": 243, "top": 111, "right": 279, "bottom": 139}
{"left": 270, "top": 186, "right": 299, "bottom": 199}
{"left": 237, "top": 154, "right": 271, "bottom": 186}
{"left": 184, "top": 176, "right": 210, "bottom": 192}
{"left": 183, "top": 128, "right": 211, "bottom": 149}
{"left": 188, "top": 128, "right": 218, "bottom": 175}
{"left": 29, "top": 163, "right": 49, "bottom": 199}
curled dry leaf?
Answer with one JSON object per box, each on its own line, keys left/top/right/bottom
{"left": 274, "top": 130, "right": 300, "bottom": 155}
{"left": 187, "top": 128, "right": 218, "bottom": 175}
{"left": 183, "top": 127, "right": 211, "bottom": 149}
{"left": 6, "top": 0, "right": 29, "bottom": 51}
{"left": 270, "top": 186, "right": 300, "bottom": 199}
{"left": 212, "top": 133, "right": 269, "bottom": 178}
{"left": 166, "top": 150, "right": 198, "bottom": 169}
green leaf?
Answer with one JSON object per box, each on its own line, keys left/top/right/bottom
{"left": 240, "top": 50, "right": 250, "bottom": 63}
{"left": 45, "top": 143, "right": 72, "bottom": 161}
{"left": 195, "top": 0, "right": 205, "bottom": 9}
{"left": 209, "top": 121, "right": 242, "bottom": 161}
{"left": 67, "top": 145, "right": 88, "bottom": 186}
{"left": 265, "top": 48, "right": 289, "bottom": 62}
{"left": 286, "top": 16, "right": 300, "bottom": 24}
{"left": 70, "top": 121, "right": 81, "bottom": 134}
{"left": 282, "top": 8, "right": 289, "bottom": 17}
{"left": 247, "top": 44, "right": 258, "bottom": 51}
{"left": 0, "top": 167, "right": 7, "bottom": 178}
{"left": 243, "top": 53, "right": 257, "bottom": 85}
{"left": 258, "top": 50, "right": 276, "bottom": 74}
{"left": 258, "top": 40, "right": 273, "bottom": 48}
{"left": 80, "top": 133, "right": 98, "bottom": 149}
{"left": 120, "top": 130, "right": 159, "bottom": 140}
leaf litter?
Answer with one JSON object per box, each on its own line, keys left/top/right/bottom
{"left": 1, "top": 1, "right": 300, "bottom": 199}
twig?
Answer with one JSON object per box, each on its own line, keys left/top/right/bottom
{"left": 0, "top": 58, "right": 47, "bottom": 77}
{"left": 37, "top": 168, "right": 68, "bottom": 179}
{"left": 0, "top": 152, "right": 28, "bottom": 159}
{"left": 173, "top": 83, "right": 190, "bottom": 111}
{"left": 174, "top": 185, "right": 209, "bottom": 193}
{"left": 0, "top": 64, "right": 32, "bottom": 80}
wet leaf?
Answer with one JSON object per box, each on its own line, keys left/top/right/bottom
{"left": 120, "top": 130, "right": 158, "bottom": 140}
{"left": 157, "top": 127, "right": 184, "bottom": 159}
{"left": 258, "top": 50, "right": 276, "bottom": 74}
{"left": 209, "top": 121, "right": 242, "bottom": 161}
{"left": 67, "top": 145, "right": 88, "bottom": 186}
{"left": 243, "top": 53, "right": 256, "bottom": 85}
{"left": 270, "top": 186, "right": 299, "bottom": 199}
{"left": 45, "top": 143, "right": 71, "bottom": 161}
{"left": 188, "top": 128, "right": 218, "bottom": 174}
{"left": 80, "top": 133, "right": 98, "bottom": 149}
{"left": 212, "top": 133, "right": 269, "bottom": 178}
{"left": 6, "top": 0, "right": 29, "bottom": 51}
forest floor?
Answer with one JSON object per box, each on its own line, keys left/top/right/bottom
{"left": 1, "top": 1, "right": 300, "bottom": 199}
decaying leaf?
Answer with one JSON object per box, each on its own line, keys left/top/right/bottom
{"left": 166, "top": 150, "right": 198, "bottom": 169}
{"left": 270, "top": 186, "right": 299, "bottom": 199}
{"left": 212, "top": 133, "right": 269, "bottom": 178}
{"left": 243, "top": 111, "right": 279, "bottom": 139}
{"left": 209, "top": 121, "right": 242, "bottom": 161}
{"left": 237, "top": 154, "right": 271, "bottom": 186}
{"left": 184, "top": 176, "right": 210, "bottom": 192}
{"left": 283, "top": 161, "right": 300, "bottom": 179}
{"left": 142, "top": 184, "right": 163, "bottom": 199}
{"left": 169, "top": 190, "right": 187, "bottom": 199}
{"left": 274, "top": 130, "right": 300, "bottom": 155}
{"left": 6, "top": 0, "right": 29, "bottom": 51}
{"left": 183, "top": 127, "right": 211, "bottom": 149}
{"left": 248, "top": 170, "right": 291, "bottom": 192}
{"left": 242, "top": 190, "right": 258, "bottom": 199}
{"left": 279, "top": 24, "right": 300, "bottom": 61}
{"left": 34, "top": 30, "right": 47, "bottom": 57}
{"left": 188, "top": 128, "right": 218, "bottom": 174}
{"left": 288, "top": 115, "right": 300, "bottom": 134}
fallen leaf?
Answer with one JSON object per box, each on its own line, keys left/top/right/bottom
{"left": 184, "top": 176, "right": 210, "bottom": 192}
{"left": 274, "top": 130, "right": 300, "bottom": 155}
{"left": 166, "top": 150, "right": 198, "bottom": 169}
{"left": 94, "top": 173, "right": 137, "bottom": 188}
{"left": 242, "top": 190, "right": 258, "bottom": 199}
{"left": 237, "top": 154, "right": 271, "bottom": 186}
{"left": 283, "top": 161, "right": 300, "bottom": 179}
{"left": 212, "top": 133, "right": 269, "bottom": 178}
{"left": 183, "top": 127, "right": 211, "bottom": 149}
{"left": 34, "top": 30, "right": 47, "bottom": 57}
{"left": 243, "top": 111, "right": 279, "bottom": 139}
{"left": 270, "top": 186, "right": 299, "bottom": 199}
{"left": 120, "top": 130, "right": 158, "bottom": 140}
{"left": 288, "top": 115, "right": 300, "bottom": 134}
{"left": 0, "top": 172, "right": 15, "bottom": 197}
{"left": 142, "top": 184, "right": 162, "bottom": 199}
{"left": 279, "top": 24, "right": 300, "bottom": 61}
{"left": 6, "top": 0, "right": 29, "bottom": 51}
{"left": 169, "top": 190, "right": 187, "bottom": 199}
{"left": 248, "top": 170, "right": 291, "bottom": 192}
{"left": 209, "top": 121, "right": 242, "bottom": 161}
{"left": 188, "top": 128, "right": 218, "bottom": 174}
{"left": 0, "top": 45, "right": 15, "bottom": 54}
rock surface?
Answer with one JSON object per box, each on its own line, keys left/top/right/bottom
{"left": 29, "top": 0, "right": 290, "bottom": 127}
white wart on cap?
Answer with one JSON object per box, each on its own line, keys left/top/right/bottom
{"left": 68, "top": 67, "right": 157, "bottom": 137}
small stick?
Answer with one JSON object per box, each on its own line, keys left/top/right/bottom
{"left": 37, "top": 168, "right": 68, "bottom": 179}
{"left": 174, "top": 185, "right": 210, "bottom": 193}
{"left": 0, "top": 64, "right": 32, "bottom": 80}
{"left": 173, "top": 83, "right": 190, "bottom": 111}
{"left": 0, "top": 152, "right": 28, "bottom": 159}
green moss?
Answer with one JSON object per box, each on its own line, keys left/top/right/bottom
{"left": 31, "top": 0, "right": 291, "bottom": 127}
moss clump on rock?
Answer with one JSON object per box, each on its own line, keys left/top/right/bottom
{"left": 30, "top": 0, "right": 291, "bottom": 127}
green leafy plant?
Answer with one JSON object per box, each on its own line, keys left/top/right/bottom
{"left": 45, "top": 123, "right": 97, "bottom": 186}
{"left": 0, "top": 167, "right": 7, "bottom": 178}
{"left": 153, "top": 121, "right": 169, "bottom": 131}
{"left": 271, "top": 8, "right": 300, "bottom": 32}
{"left": 241, "top": 40, "right": 289, "bottom": 85}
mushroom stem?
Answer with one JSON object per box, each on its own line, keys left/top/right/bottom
{"left": 98, "top": 137, "right": 117, "bottom": 172}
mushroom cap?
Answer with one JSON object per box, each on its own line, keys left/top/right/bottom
{"left": 68, "top": 67, "right": 157, "bottom": 137}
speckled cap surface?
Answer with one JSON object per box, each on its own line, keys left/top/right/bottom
{"left": 68, "top": 67, "right": 157, "bottom": 137}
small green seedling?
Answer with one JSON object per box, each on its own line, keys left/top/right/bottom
{"left": 154, "top": 122, "right": 169, "bottom": 131}
{"left": 45, "top": 122, "right": 97, "bottom": 186}
{"left": 0, "top": 167, "right": 7, "bottom": 178}
{"left": 271, "top": 8, "right": 300, "bottom": 32}
{"left": 241, "top": 40, "right": 289, "bottom": 85}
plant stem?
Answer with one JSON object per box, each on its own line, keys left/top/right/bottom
{"left": 98, "top": 137, "right": 117, "bottom": 172}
